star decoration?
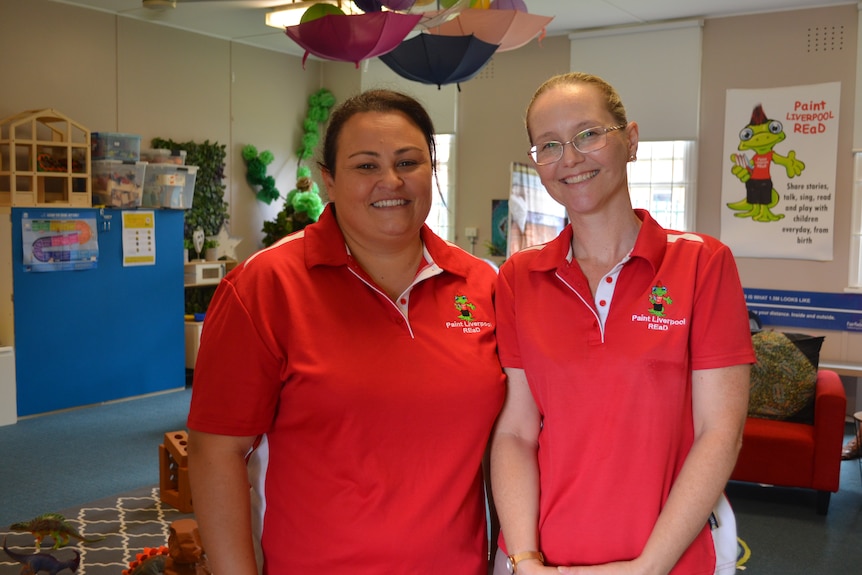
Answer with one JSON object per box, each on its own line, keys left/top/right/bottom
{"left": 213, "top": 224, "right": 243, "bottom": 261}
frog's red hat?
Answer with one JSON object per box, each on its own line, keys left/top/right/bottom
{"left": 750, "top": 104, "right": 768, "bottom": 125}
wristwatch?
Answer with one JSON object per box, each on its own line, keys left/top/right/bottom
{"left": 506, "top": 550, "right": 545, "bottom": 573}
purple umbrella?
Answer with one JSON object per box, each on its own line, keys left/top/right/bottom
{"left": 285, "top": 11, "right": 423, "bottom": 68}
{"left": 379, "top": 33, "right": 498, "bottom": 89}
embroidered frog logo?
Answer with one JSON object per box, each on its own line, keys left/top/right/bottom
{"left": 648, "top": 282, "right": 673, "bottom": 317}
{"left": 454, "top": 294, "right": 476, "bottom": 322}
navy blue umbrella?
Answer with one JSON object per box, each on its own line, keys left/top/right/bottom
{"left": 379, "top": 33, "right": 498, "bottom": 89}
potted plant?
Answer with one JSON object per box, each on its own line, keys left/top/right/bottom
{"left": 183, "top": 238, "right": 194, "bottom": 263}
{"left": 204, "top": 238, "right": 219, "bottom": 261}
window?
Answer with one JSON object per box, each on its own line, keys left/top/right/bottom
{"left": 847, "top": 153, "right": 862, "bottom": 290}
{"left": 627, "top": 140, "right": 695, "bottom": 231}
{"left": 426, "top": 133, "right": 455, "bottom": 241}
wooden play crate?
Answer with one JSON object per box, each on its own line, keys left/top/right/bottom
{"left": 0, "top": 108, "right": 91, "bottom": 207}
{"left": 159, "top": 429, "right": 193, "bottom": 513}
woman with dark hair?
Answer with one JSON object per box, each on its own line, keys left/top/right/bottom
{"left": 187, "top": 89, "right": 505, "bottom": 575}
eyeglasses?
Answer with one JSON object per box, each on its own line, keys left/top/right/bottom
{"left": 528, "top": 124, "right": 627, "bottom": 166}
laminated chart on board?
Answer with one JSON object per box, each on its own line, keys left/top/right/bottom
{"left": 122, "top": 210, "right": 156, "bottom": 267}
{"left": 20, "top": 210, "right": 98, "bottom": 272}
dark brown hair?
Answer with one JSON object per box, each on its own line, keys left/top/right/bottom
{"left": 319, "top": 89, "right": 437, "bottom": 177}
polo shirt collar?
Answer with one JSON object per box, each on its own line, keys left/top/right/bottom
{"left": 527, "top": 208, "right": 667, "bottom": 275}
{"left": 303, "top": 203, "right": 471, "bottom": 280}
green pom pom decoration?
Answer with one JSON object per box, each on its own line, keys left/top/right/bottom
{"left": 292, "top": 189, "right": 325, "bottom": 221}
{"left": 241, "top": 144, "right": 258, "bottom": 161}
{"left": 297, "top": 88, "right": 336, "bottom": 161}
{"left": 242, "top": 144, "right": 279, "bottom": 204}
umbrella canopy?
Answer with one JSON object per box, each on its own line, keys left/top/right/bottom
{"left": 285, "top": 11, "right": 423, "bottom": 68}
{"left": 427, "top": 7, "right": 553, "bottom": 52}
{"left": 379, "top": 33, "right": 498, "bottom": 89}
{"left": 412, "top": 0, "right": 472, "bottom": 29}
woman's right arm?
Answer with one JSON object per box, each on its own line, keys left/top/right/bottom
{"left": 490, "top": 367, "right": 554, "bottom": 574}
{"left": 187, "top": 429, "right": 260, "bottom": 575}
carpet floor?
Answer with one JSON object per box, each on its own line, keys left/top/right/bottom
{"left": 0, "top": 486, "right": 192, "bottom": 575}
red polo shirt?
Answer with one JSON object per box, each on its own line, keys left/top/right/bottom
{"left": 188, "top": 204, "right": 505, "bottom": 574}
{"left": 496, "top": 210, "right": 754, "bottom": 573}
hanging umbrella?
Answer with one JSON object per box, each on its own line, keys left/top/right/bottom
{"left": 285, "top": 11, "right": 423, "bottom": 68}
{"left": 379, "top": 33, "right": 498, "bottom": 89}
{"left": 411, "top": 0, "right": 472, "bottom": 29}
{"left": 353, "top": 0, "right": 417, "bottom": 11}
{"left": 426, "top": 7, "right": 553, "bottom": 52}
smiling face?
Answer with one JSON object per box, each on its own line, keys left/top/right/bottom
{"left": 527, "top": 82, "right": 638, "bottom": 217}
{"left": 322, "top": 110, "right": 433, "bottom": 251}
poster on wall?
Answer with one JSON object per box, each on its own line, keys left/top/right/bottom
{"left": 21, "top": 210, "right": 99, "bottom": 272}
{"left": 720, "top": 82, "right": 840, "bottom": 260}
{"left": 490, "top": 199, "right": 508, "bottom": 257}
{"left": 507, "top": 162, "right": 567, "bottom": 257}
{"left": 122, "top": 211, "right": 156, "bottom": 267}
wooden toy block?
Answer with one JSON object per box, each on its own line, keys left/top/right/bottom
{"left": 164, "top": 429, "right": 189, "bottom": 464}
{"left": 159, "top": 430, "right": 193, "bottom": 513}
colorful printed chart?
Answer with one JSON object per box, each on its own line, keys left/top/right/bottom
{"left": 21, "top": 211, "right": 98, "bottom": 272}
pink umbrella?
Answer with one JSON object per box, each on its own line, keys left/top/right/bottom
{"left": 426, "top": 7, "right": 553, "bottom": 52}
{"left": 285, "top": 11, "right": 423, "bottom": 68}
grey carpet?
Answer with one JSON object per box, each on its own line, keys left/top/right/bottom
{"left": 0, "top": 485, "right": 193, "bottom": 575}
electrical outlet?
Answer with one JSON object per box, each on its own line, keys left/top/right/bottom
{"left": 465, "top": 227, "right": 478, "bottom": 239}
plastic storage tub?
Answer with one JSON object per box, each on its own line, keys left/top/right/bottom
{"left": 91, "top": 160, "right": 147, "bottom": 208}
{"left": 91, "top": 132, "right": 141, "bottom": 162}
{"left": 141, "top": 148, "right": 187, "bottom": 165}
{"left": 142, "top": 164, "right": 198, "bottom": 209}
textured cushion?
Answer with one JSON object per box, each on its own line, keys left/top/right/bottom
{"left": 748, "top": 331, "right": 824, "bottom": 421}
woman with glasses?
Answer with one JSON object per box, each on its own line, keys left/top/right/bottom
{"left": 489, "top": 72, "right": 755, "bottom": 575}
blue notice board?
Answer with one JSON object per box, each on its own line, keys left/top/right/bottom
{"left": 744, "top": 288, "right": 862, "bottom": 332}
{"left": 11, "top": 207, "right": 185, "bottom": 416}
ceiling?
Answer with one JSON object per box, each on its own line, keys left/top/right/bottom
{"left": 50, "top": 0, "right": 850, "bottom": 57}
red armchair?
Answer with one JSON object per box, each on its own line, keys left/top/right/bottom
{"left": 730, "top": 369, "right": 847, "bottom": 514}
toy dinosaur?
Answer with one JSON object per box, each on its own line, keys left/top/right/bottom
{"left": 164, "top": 518, "right": 212, "bottom": 575}
{"left": 123, "top": 519, "right": 213, "bottom": 575}
{"left": 3, "top": 536, "right": 81, "bottom": 574}
{"left": 9, "top": 513, "right": 105, "bottom": 550}
{"left": 122, "top": 546, "right": 169, "bottom": 575}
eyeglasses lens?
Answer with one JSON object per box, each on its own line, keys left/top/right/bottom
{"left": 530, "top": 126, "right": 623, "bottom": 166}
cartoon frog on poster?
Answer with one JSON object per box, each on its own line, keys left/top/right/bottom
{"left": 727, "top": 104, "right": 806, "bottom": 222}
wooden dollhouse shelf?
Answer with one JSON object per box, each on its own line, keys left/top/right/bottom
{"left": 0, "top": 109, "right": 92, "bottom": 208}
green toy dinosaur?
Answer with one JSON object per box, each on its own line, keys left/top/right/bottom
{"left": 9, "top": 513, "right": 105, "bottom": 550}
{"left": 727, "top": 103, "right": 805, "bottom": 222}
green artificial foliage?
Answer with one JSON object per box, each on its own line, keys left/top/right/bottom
{"left": 151, "top": 138, "right": 229, "bottom": 240}
{"left": 242, "top": 144, "right": 280, "bottom": 204}
{"left": 152, "top": 137, "right": 228, "bottom": 315}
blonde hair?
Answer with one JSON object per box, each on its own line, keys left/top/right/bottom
{"left": 525, "top": 72, "right": 628, "bottom": 143}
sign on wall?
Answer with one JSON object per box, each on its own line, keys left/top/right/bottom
{"left": 720, "top": 82, "right": 841, "bottom": 261}
{"left": 745, "top": 287, "right": 862, "bottom": 332}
